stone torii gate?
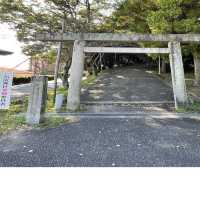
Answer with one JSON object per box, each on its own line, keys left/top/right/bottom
{"left": 36, "top": 33, "right": 200, "bottom": 111}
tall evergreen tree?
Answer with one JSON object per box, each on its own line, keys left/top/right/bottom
{"left": 147, "top": 0, "right": 200, "bottom": 84}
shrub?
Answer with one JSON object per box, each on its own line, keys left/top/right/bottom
{"left": 13, "top": 76, "right": 54, "bottom": 85}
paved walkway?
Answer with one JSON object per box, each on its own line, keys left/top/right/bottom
{"left": 11, "top": 79, "right": 63, "bottom": 99}
{"left": 80, "top": 66, "right": 174, "bottom": 113}
{"left": 1, "top": 66, "right": 200, "bottom": 167}
{"left": 81, "top": 66, "right": 174, "bottom": 102}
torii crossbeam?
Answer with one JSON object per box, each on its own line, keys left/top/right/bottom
{"left": 36, "top": 32, "right": 200, "bottom": 42}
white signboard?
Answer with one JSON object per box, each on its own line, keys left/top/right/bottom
{"left": 0, "top": 72, "right": 13, "bottom": 109}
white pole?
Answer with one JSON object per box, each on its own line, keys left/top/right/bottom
{"left": 158, "top": 55, "right": 161, "bottom": 75}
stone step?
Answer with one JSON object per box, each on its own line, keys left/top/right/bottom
{"left": 46, "top": 112, "right": 200, "bottom": 120}
{"left": 81, "top": 101, "right": 174, "bottom": 106}
{"left": 80, "top": 101, "right": 175, "bottom": 113}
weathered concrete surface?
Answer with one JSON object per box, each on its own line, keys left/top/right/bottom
{"left": 81, "top": 66, "right": 174, "bottom": 103}
{"left": 26, "top": 76, "right": 48, "bottom": 125}
{"left": 84, "top": 47, "right": 169, "bottom": 54}
{"left": 36, "top": 32, "right": 200, "bottom": 42}
{"left": 67, "top": 40, "right": 86, "bottom": 111}
{"left": 1, "top": 117, "right": 200, "bottom": 167}
{"left": 168, "top": 42, "right": 188, "bottom": 108}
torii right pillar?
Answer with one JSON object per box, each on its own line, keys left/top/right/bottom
{"left": 168, "top": 41, "right": 188, "bottom": 109}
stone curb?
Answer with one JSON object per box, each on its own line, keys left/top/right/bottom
{"left": 44, "top": 112, "right": 200, "bottom": 120}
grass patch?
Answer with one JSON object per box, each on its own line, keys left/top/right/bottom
{"left": 155, "top": 71, "right": 200, "bottom": 104}
{"left": 186, "top": 101, "right": 200, "bottom": 112}
{"left": 0, "top": 90, "right": 61, "bottom": 134}
{"left": 47, "top": 88, "right": 68, "bottom": 112}
{"left": 0, "top": 98, "right": 28, "bottom": 135}
{"left": 0, "top": 114, "right": 26, "bottom": 135}
{"left": 46, "top": 89, "right": 56, "bottom": 112}
{"left": 0, "top": 102, "right": 70, "bottom": 135}
{"left": 57, "top": 87, "right": 68, "bottom": 96}
{"left": 0, "top": 74, "right": 96, "bottom": 135}
{"left": 81, "top": 75, "right": 96, "bottom": 87}
{"left": 176, "top": 101, "right": 200, "bottom": 113}
{"left": 34, "top": 116, "right": 70, "bottom": 129}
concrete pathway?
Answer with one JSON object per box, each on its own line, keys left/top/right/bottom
{"left": 81, "top": 66, "right": 174, "bottom": 102}
{"left": 80, "top": 66, "right": 174, "bottom": 113}
{"left": 1, "top": 66, "right": 200, "bottom": 167}
{"left": 11, "top": 79, "right": 63, "bottom": 99}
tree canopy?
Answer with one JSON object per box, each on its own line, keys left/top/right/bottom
{"left": 0, "top": 0, "right": 200, "bottom": 64}
{"left": 0, "top": 0, "right": 109, "bottom": 56}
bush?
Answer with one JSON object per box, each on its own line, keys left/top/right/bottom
{"left": 48, "top": 76, "right": 54, "bottom": 81}
{"left": 13, "top": 77, "right": 31, "bottom": 85}
{"left": 13, "top": 76, "right": 54, "bottom": 85}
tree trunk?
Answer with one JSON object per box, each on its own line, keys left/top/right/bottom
{"left": 53, "top": 20, "right": 65, "bottom": 103}
{"left": 193, "top": 53, "right": 200, "bottom": 86}
{"left": 161, "top": 59, "right": 167, "bottom": 73}
{"left": 85, "top": 0, "right": 91, "bottom": 31}
{"left": 62, "top": 59, "right": 71, "bottom": 89}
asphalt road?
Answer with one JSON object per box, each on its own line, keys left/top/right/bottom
{"left": 0, "top": 117, "right": 200, "bottom": 167}
{"left": 1, "top": 66, "right": 200, "bottom": 167}
{"left": 11, "top": 79, "right": 63, "bottom": 99}
{"left": 81, "top": 66, "right": 174, "bottom": 102}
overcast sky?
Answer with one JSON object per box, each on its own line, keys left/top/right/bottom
{"left": 0, "top": 24, "right": 29, "bottom": 70}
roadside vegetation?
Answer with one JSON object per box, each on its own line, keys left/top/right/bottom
{"left": 177, "top": 102, "right": 200, "bottom": 113}
{"left": 157, "top": 71, "right": 200, "bottom": 101}
{"left": 81, "top": 75, "right": 96, "bottom": 87}
{"left": 154, "top": 70, "right": 200, "bottom": 112}
{"left": 0, "top": 96, "right": 70, "bottom": 135}
{"left": 0, "top": 74, "right": 96, "bottom": 135}
{"left": 0, "top": 99, "right": 28, "bottom": 135}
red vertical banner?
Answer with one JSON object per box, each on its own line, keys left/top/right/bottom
{"left": 0, "top": 72, "right": 13, "bottom": 109}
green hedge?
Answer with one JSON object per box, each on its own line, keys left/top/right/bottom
{"left": 13, "top": 76, "right": 54, "bottom": 85}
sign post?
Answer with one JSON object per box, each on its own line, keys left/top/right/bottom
{"left": 0, "top": 72, "right": 13, "bottom": 110}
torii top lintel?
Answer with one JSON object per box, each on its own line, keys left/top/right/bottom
{"left": 36, "top": 32, "right": 200, "bottom": 42}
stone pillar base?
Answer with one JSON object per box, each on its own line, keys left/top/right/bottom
{"left": 26, "top": 76, "right": 48, "bottom": 125}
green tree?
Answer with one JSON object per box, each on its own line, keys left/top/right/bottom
{"left": 147, "top": 0, "right": 200, "bottom": 84}
{"left": 147, "top": 0, "right": 198, "bottom": 34}
{"left": 104, "top": 0, "right": 200, "bottom": 79}
{"left": 101, "top": 0, "right": 156, "bottom": 33}
{"left": 0, "top": 0, "right": 108, "bottom": 89}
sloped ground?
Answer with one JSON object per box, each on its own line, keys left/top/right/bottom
{"left": 81, "top": 66, "right": 174, "bottom": 102}
{"left": 80, "top": 66, "right": 174, "bottom": 114}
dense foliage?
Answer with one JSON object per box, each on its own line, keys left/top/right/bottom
{"left": 0, "top": 0, "right": 109, "bottom": 56}
{"left": 0, "top": 0, "right": 200, "bottom": 76}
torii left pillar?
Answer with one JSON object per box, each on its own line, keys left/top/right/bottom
{"left": 67, "top": 40, "right": 86, "bottom": 111}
